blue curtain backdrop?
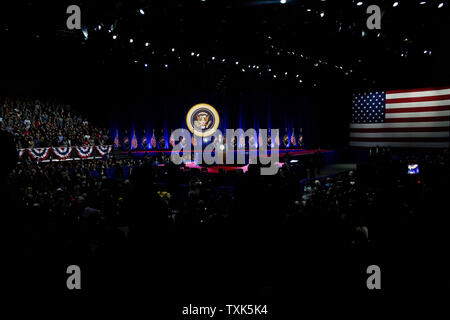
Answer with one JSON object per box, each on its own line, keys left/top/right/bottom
{"left": 110, "top": 90, "right": 321, "bottom": 149}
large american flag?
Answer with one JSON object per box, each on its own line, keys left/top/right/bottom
{"left": 350, "top": 87, "right": 450, "bottom": 148}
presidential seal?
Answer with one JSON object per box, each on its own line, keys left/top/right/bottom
{"left": 186, "top": 103, "right": 220, "bottom": 137}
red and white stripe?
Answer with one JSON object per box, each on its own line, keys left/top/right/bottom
{"left": 350, "top": 86, "right": 450, "bottom": 148}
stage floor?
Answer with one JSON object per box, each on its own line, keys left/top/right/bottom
{"left": 126, "top": 148, "right": 338, "bottom": 175}
{"left": 125, "top": 148, "right": 333, "bottom": 158}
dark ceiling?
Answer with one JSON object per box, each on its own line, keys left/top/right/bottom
{"left": 0, "top": 0, "right": 449, "bottom": 97}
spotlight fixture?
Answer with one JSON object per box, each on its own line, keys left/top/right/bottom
{"left": 112, "top": 35, "right": 117, "bottom": 40}
{"left": 280, "top": 0, "right": 287, "bottom": 4}
{"left": 129, "top": 38, "right": 134, "bottom": 43}
{"left": 438, "top": 2, "right": 444, "bottom": 8}
{"left": 145, "top": 42, "right": 150, "bottom": 47}
{"left": 81, "top": 27, "right": 88, "bottom": 40}
{"left": 356, "top": 1, "right": 363, "bottom": 6}
{"left": 393, "top": 2, "right": 399, "bottom": 7}
{"left": 139, "top": 9, "right": 145, "bottom": 15}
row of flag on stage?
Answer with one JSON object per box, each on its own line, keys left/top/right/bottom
{"left": 113, "top": 128, "right": 305, "bottom": 149}
{"left": 350, "top": 86, "right": 450, "bottom": 148}
{"left": 114, "top": 129, "right": 171, "bottom": 149}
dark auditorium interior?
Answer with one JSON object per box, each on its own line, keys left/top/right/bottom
{"left": 1, "top": 0, "right": 449, "bottom": 315}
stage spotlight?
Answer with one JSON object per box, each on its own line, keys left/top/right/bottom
{"left": 112, "top": 34, "right": 117, "bottom": 40}
{"left": 191, "top": 52, "right": 195, "bottom": 56}
{"left": 420, "top": 1, "right": 426, "bottom": 4}
{"left": 212, "top": 56, "right": 215, "bottom": 60}
{"left": 356, "top": 1, "right": 363, "bottom": 6}
{"left": 139, "top": 9, "right": 145, "bottom": 15}
{"left": 438, "top": 2, "right": 444, "bottom": 8}
{"left": 393, "top": 2, "right": 399, "bottom": 7}
{"left": 290, "top": 160, "right": 298, "bottom": 163}
{"left": 235, "top": 61, "right": 239, "bottom": 65}
{"left": 280, "top": 0, "right": 287, "bottom": 4}
{"left": 129, "top": 38, "right": 134, "bottom": 43}
{"left": 81, "top": 27, "right": 88, "bottom": 40}
{"left": 171, "top": 48, "right": 175, "bottom": 52}
{"left": 145, "top": 42, "right": 150, "bottom": 47}
{"left": 165, "top": 64, "right": 168, "bottom": 68}
{"left": 144, "top": 63, "right": 148, "bottom": 68}
{"left": 196, "top": 53, "right": 200, "bottom": 57}
{"left": 320, "top": 12, "right": 325, "bottom": 18}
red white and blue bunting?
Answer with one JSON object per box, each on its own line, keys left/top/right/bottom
{"left": 96, "top": 145, "right": 112, "bottom": 157}
{"left": 17, "top": 146, "right": 112, "bottom": 160}
{"left": 27, "top": 147, "right": 51, "bottom": 160}
{"left": 53, "top": 147, "right": 73, "bottom": 160}
{"left": 75, "top": 146, "right": 94, "bottom": 158}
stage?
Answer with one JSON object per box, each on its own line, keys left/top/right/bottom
{"left": 122, "top": 148, "right": 339, "bottom": 174}
{"left": 124, "top": 148, "right": 333, "bottom": 158}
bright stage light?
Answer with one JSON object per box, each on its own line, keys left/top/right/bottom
{"left": 393, "top": 2, "right": 399, "bottom": 7}
{"left": 112, "top": 34, "right": 117, "bottom": 40}
{"left": 129, "top": 38, "right": 134, "bottom": 43}
{"left": 438, "top": 2, "right": 444, "bottom": 8}
{"left": 280, "top": 0, "right": 287, "bottom": 4}
{"left": 139, "top": 9, "right": 145, "bottom": 15}
{"left": 145, "top": 42, "right": 150, "bottom": 47}
{"left": 82, "top": 27, "right": 88, "bottom": 40}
